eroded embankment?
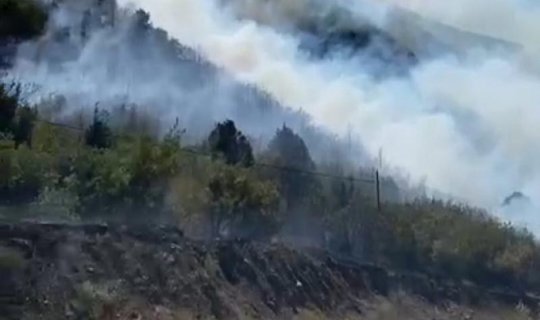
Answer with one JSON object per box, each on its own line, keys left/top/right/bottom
{"left": 0, "top": 223, "right": 538, "bottom": 320}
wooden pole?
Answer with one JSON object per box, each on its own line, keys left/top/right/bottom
{"left": 375, "top": 170, "right": 381, "bottom": 212}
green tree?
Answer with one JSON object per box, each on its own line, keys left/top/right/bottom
{"left": 85, "top": 108, "right": 113, "bottom": 149}
{"left": 208, "top": 165, "right": 279, "bottom": 239}
{"left": 0, "top": 146, "right": 53, "bottom": 205}
{"left": 13, "top": 105, "right": 37, "bottom": 148}
{"left": 0, "top": 83, "right": 20, "bottom": 135}
{"left": 208, "top": 120, "right": 254, "bottom": 167}
{"left": 266, "top": 125, "right": 316, "bottom": 207}
{"left": 0, "top": 0, "right": 47, "bottom": 41}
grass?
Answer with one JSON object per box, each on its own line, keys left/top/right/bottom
{"left": 0, "top": 245, "right": 26, "bottom": 270}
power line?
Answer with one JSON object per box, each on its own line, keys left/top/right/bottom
{"left": 256, "top": 162, "right": 374, "bottom": 184}
{"left": 37, "top": 119, "right": 85, "bottom": 132}
{"left": 170, "top": 144, "right": 376, "bottom": 185}
{"left": 34, "top": 118, "right": 376, "bottom": 185}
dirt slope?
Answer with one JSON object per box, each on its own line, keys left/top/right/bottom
{"left": 0, "top": 223, "right": 537, "bottom": 320}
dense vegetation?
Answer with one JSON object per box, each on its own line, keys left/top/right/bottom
{"left": 1, "top": 83, "right": 540, "bottom": 294}
{"left": 0, "top": 0, "right": 47, "bottom": 41}
{"left": 0, "top": 0, "right": 47, "bottom": 68}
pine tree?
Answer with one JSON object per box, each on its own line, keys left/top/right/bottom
{"left": 85, "top": 108, "right": 112, "bottom": 149}
{"left": 0, "top": 83, "right": 20, "bottom": 135}
{"left": 13, "top": 105, "right": 36, "bottom": 148}
{"left": 267, "top": 125, "right": 316, "bottom": 206}
{"left": 208, "top": 120, "right": 254, "bottom": 167}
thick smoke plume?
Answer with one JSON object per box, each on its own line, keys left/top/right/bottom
{"left": 116, "top": 0, "right": 540, "bottom": 232}
{"left": 6, "top": 0, "right": 366, "bottom": 164}
{"left": 4, "top": 0, "right": 539, "bottom": 233}
{"left": 382, "top": 0, "right": 540, "bottom": 55}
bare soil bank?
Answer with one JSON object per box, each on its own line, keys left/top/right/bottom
{"left": 0, "top": 223, "right": 537, "bottom": 319}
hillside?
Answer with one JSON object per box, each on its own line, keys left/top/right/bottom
{"left": 2, "top": 0, "right": 366, "bottom": 161}
{"left": 1, "top": 223, "right": 538, "bottom": 320}
{"left": 383, "top": 6, "right": 522, "bottom": 58}
{"left": 1, "top": 1, "right": 540, "bottom": 319}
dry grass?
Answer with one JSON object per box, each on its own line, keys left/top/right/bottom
{"left": 48, "top": 296, "right": 534, "bottom": 320}
{"left": 289, "top": 293, "right": 534, "bottom": 320}
{"left": 0, "top": 246, "right": 26, "bottom": 270}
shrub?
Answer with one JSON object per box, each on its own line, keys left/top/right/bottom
{"left": 0, "top": 146, "right": 54, "bottom": 204}
{"left": 0, "top": 246, "right": 26, "bottom": 270}
{"left": 207, "top": 164, "right": 279, "bottom": 239}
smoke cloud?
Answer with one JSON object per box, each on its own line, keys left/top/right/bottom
{"left": 7, "top": 0, "right": 366, "bottom": 164}
{"left": 382, "top": 0, "right": 540, "bottom": 54}
{"left": 114, "top": 0, "right": 540, "bottom": 232}
{"left": 3, "top": 0, "right": 539, "bottom": 233}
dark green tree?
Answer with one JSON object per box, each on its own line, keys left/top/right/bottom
{"left": 85, "top": 108, "right": 112, "bottom": 149}
{"left": 331, "top": 177, "right": 355, "bottom": 210}
{"left": 208, "top": 120, "right": 254, "bottom": 167}
{"left": 0, "top": 0, "right": 47, "bottom": 41}
{"left": 13, "top": 105, "right": 37, "bottom": 148}
{"left": 0, "top": 83, "right": 20, "bottom": 135}
{"left": 266, "top": 125, "right": 316, "bottom": 207}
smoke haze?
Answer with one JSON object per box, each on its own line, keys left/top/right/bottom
{"left": 7, "top": 0, "right": 369, "bottom": 165}
{"left": 382, "top": 0, "right": 540, "bottom": 54}
{"left": 115, "top": 0, "right": 540, "bottom": 231}
{"left": 3, "top": 0, "right": 539, "bottom": 233}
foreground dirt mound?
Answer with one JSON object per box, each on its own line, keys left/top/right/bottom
{"left": 0, "top": 223, "right": 537, "bottom": 319}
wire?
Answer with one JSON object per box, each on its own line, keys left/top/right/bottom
{"left": 37, "top": 119, "right": 84, "bottom": 132}
{"left": 34, "top": 118, "right": 376, "bottom": 185}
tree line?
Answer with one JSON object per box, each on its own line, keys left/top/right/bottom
{"left": 1, "top": 84, "right": 540, "bottom": 294}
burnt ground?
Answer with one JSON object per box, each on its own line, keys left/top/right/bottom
{"left": 0, "top": 223, "right": 538, "bottom": 320}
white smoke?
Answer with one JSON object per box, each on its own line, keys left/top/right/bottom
{"left": 381, "top": 0, "right": 540, "bottom": 54}
{"left": 6, "top": 0, "right": 370, "bottom": 168}
{"left": 115, "top": 0, "right": 540, "bottom": 232}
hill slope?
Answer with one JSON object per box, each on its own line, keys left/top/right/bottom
{"left": 1, "top": 223, "right": 537, "bottom": 320}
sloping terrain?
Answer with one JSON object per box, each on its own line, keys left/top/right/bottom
{"left": 1, "top": 223, "right": 537, "bottom": 320}
{"left": 2, "top": 0, "right": 357, "bottom": 160}
{"left": 2, "top": 2, "right": 540, "bottom": 320}
{"left": 383, "top": 6, "right": 522, "bottom": 57}
{"left": 223, "top": 0, "right": 520, "bottom": 66}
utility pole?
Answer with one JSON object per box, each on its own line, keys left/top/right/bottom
{"left": 374, "top": 146, "right": 382, "bottom": 212}
{"left": 346, "top": 124, "right": 352, "bottom": 157}
{"left": 378, "top": 147, "right": 383, "bottom": 171}
{"left": 375, "top": 170, "right": 381, "bottom": 212}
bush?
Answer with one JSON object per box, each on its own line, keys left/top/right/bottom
{"left": 69, "top": 134, "right": 183, "bottom": 221}
{"left": 169, "top": 155, "right": 280, "bottom": 239}
{"left": 207, "top": 164, "right": 279, "bottom": 239}
{"left": 0, "top": 246, "right": 26, "bottom": 270}
{"left": 0, "top": 146, "right": 54, "bottom": 204}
